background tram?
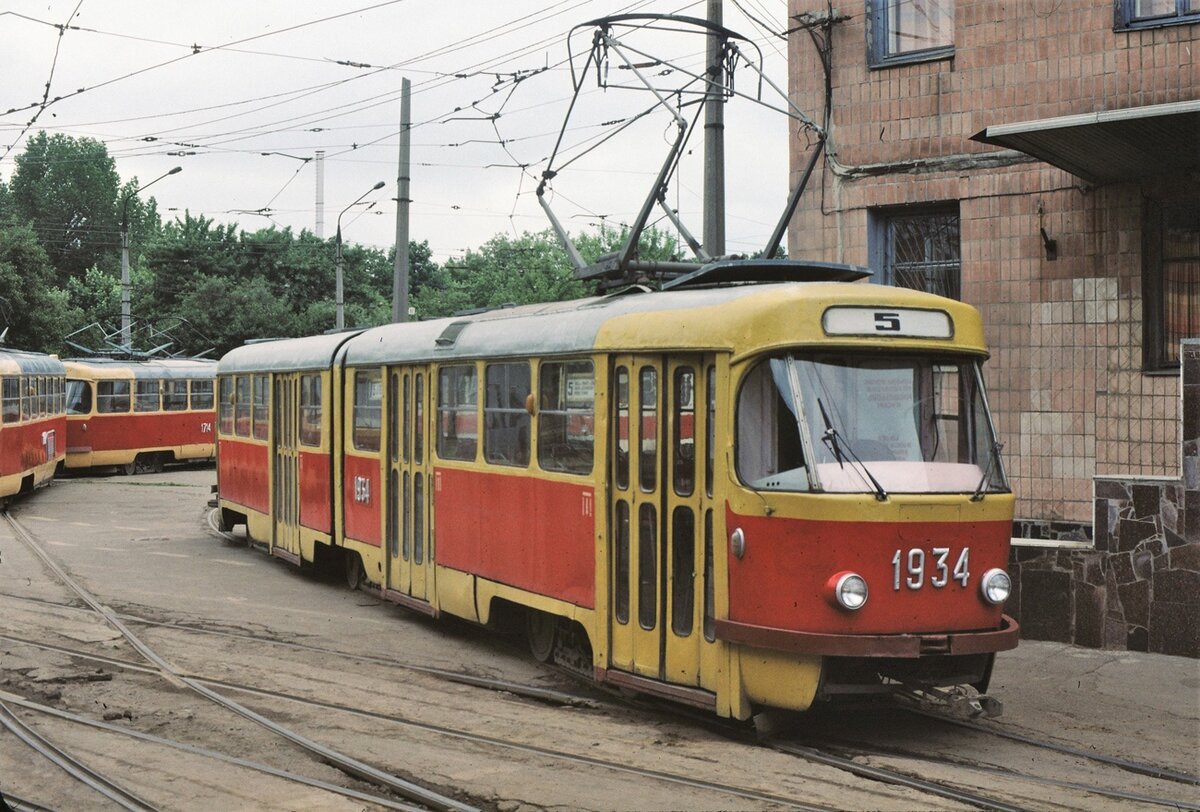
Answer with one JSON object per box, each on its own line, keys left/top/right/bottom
{"left": 64, "top": 358, "right": 217, "bottom": 474}
{"left": 215, "top": 262, "right": 1018, "bottom": 720}
{"left": 0, "top": 348, "right": 66, "bottom": 501}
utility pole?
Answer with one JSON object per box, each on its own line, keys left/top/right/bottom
{"left": 315, "top": 150, "right": 325, "bottom": 239}
{"left": 392, "top": 79, "right": 412, "bottom": 323}
{"left": 703, "top": 0, "right": 726, "bottom": 258}
{"left": 121, "top": 166, "right": 181, "bottom": 351}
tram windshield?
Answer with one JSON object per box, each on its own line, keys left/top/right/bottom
{"left": 65, "top": 379, "right": 92, "bottom": 415}
{"left": 737, "top": 354, "right": 1008, "bottom": 496}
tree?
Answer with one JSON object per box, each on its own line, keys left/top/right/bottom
{"left": 0, "top": 224, "right": 78, "bottom": 353}
{"left": 7, "top": 132, "right": 123, "bottom": 284}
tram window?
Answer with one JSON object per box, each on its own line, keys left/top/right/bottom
{"left": 66, "top": 379, "right": 92, "bottom": 416}
{"left": 402, "top": 375, "right": 410, "bottom": 464}
{"left": 234, "top": 376, "right": 251, "bottom": 436}
{"left": 401, "top": 472, "right": 410, "bottom": 561}
{"left": 484, "top": 362, "right": 530, "bottom": 467}
{"left": 21, "top": 378, "right": 31, "bottom": 420}
{"left": 538, "top": 360, "right": 594, "bottom": 475}
{"left": 190, "top": 379, "right": 214, "bottom": 411}
{"left": 673, "top": 367, "right": 695, "bottom": 497}
{"left": 638, "top": 503, "right": 657, "bottom": 631}
{"left": 163, "top": 379, "right": 188, "bottom": 411}
{"left": 414, "top": 374, "right": 425, "bottom": 463}
{"left": 638, "top": 367, "right": 657, "bottom": 491}
{"left": 705, "top": 365, "right": 715, "bottom": 498}
{"left": 703, "top": 509, "right": 715, "bottom": 642}
{"left": 135, "top": 380, "right": 160, "bottom": 412}
{"left": 437, "top": 365, "right": 477, "bottom": 461}
{"left": 614, "top": 367, "right": 629, "bottom": 491}
{"left": 252, "top": 374, "right": 270, "bottom": 440}
{"left": 98, "top": 380, "right": 131, "bottom": 414}
{"left": 1, "top": 378, "right": 18, "bottom": 423}
{"left": 218, "top": 377, "right": 234, "bottom": 434}
{"left": 614, "top": 500, "right": 630, "bottom": 625}
{"left": 36, "top": 377, "right": 47, "bottom": 416}
{"left": 353, "top": 369, "right": 383, "bottom": 452}
{"left": 413, "top": 473, "right": 424, "bottom": 564}
{"left": 736, "top": 361, "right": 806, "bottom": 489}
{"left": 671, "top": 507, "right": 695, "bottom": 637}
{"left": 299, "top": 374, "right": 322, "bottom": 447}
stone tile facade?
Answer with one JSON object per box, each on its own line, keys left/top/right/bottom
{"left": 786, "top": 2, "right": 1197, "bottom": 654}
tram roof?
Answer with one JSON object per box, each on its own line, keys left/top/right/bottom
{"left": 0, "top": 349, "right": 66, "bottom": 376}
{"left": 218, "top": 331, "right": 364, "bottom": 374}
{"left": 340, "top": 281, "right": 988, "bottom": 366}
{"left": 64, "top": 357, "right": 217, "bottom": 380}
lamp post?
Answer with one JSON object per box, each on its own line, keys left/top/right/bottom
{"left": 121, "top": 166, "right": 182, "bottom": 350}
{"left": 335, "top": 180, "right": 386, "bottom": 330}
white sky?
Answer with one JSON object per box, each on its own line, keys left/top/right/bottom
{"left": 1, "top": 0, "right": 799, "bottom": 264}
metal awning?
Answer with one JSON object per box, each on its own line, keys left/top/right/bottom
{"left": 971, "top": 99, "right": 1200, "bottom": 184}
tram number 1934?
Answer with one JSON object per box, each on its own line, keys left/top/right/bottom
{"left": 892, "top": 547, "right": 969, "bottom": 590}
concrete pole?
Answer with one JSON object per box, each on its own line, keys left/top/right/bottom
{"left": 120, "top": 224, "right": 131, "bottom": 349}
{"left": 315, "top": 150, "right": 325, "bottom": 239}
{"left": 335, "top": 228, "right": 345, "bottom": 330}
{"left": 703, "top": 0, "right": 726, "bottom": 258}
{"left": 392, "top": 79, "right": 412, "bottom": 323}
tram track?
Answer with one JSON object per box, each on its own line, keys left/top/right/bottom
{"left": 2, "top": 511, "right": 477, "bottom": 812}
{"left": 5, "top": 588, "right": 1196, "bottom": 812}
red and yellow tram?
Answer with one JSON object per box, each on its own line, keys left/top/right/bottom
{"left": 215, "top": 262, "right": 1018, "bottom": 719}
{"left": 64, "top": 358, "right": 217, "bottom": 474}
{"left": 0, "top": 348, "right": 66, "bottom": 501}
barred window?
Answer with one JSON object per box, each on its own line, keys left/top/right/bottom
{"left": 871, "top": 204, "right": 961, "bottom": 300}
{"left": 1144, "top": 199, "right": 1199, "bottom": 371}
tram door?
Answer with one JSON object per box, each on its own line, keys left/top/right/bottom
{"left": 272, "top": 374, "right": 301, "bottom": 558}
{"left": 385, "top": 367, "right": 432, "bottom": 602}
{"left": 609, "top": 355, "right": 711, "bottom": 687}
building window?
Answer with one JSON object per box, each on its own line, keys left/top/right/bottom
{"left": 1144, "top": 199, "right": 1200, "bottom": 372}
{"left": 870, "top": 204, "right": 961, "bottom": 300}
{"left": 1116, "top": 0, "right": 1200, "bottom": 30}
{"left": 868, "top": 0, "right": 954, "bottom": 67}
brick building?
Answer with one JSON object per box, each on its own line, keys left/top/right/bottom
{"left": 785, "top": 1, "right": 1198, "bottom": 654}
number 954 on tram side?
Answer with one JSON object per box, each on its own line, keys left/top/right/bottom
{"left": 214, "top": 260, "right": 1018, "bottom": 720}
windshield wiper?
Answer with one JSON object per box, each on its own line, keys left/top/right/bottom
{"left": 817, "top": 397, "right": 888, "bottom": 502}
{"left": 817, "top": 398, "right": 846, "bottom": 468}
{"left": 971, "top": 441, "right": 1005, "bottom": 502}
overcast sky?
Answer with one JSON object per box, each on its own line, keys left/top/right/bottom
{"left": 1, "top": 0, "right": 798, "bottom": 264}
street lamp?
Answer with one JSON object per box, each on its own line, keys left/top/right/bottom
{"left": 335, "top": 180, "right": 386, "bottom": 330}
{"left": 121, "top": 166, "right": 182, "bottom": 350}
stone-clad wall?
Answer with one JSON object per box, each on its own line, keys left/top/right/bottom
{"left": 1006, "top": 340, "right": 1199, "bottom": 657}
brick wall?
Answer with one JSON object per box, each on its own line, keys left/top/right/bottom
{"left": 786, "top": 0, "right": 1196, "bottom": 524}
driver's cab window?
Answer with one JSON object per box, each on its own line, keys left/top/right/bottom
{"left": 736, "top": 361, "right": 807, "bottom": 490}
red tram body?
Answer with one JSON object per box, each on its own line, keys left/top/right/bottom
{"left": 216, "top": 263, "right": 1018, "bottom": 719}
{"left": 64, "top": 358, "right": 217, "bottom": 474}
{"left": 0, "top": 349, "right": 66, "bottom": 501}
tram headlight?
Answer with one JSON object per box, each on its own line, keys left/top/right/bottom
{"left": 827, "top": 571, "right": 868, "bottom": 611}
{"left": 980, "top": 568, "right": 1012, "bottom": 605}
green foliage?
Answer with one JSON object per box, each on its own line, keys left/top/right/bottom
{"left": 0, "top": 224, "right": 79, "bottom": 353}
{"left": 7, "top": 132, "right": 123, "bottom": 283}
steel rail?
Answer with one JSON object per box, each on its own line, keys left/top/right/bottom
{"left": 2, "top": 790, "right": 60, "bottom": 812}
{"left": 903, "top": 707, "right": 1200, "bottom": 786}
{"left": 0, "top": 699, "right": 157, "bottom": 812}
{"left": 4, "top": 512, "right": 478, "bottom": 812}
{"left": 771, "top": 740, "right": 1028, "bottom": 812}
{"left": 0, "top": 632, "right": 831, "bottom": 811}
{"left": 819, "top": 739, "right": 1200, "bottom": 811}
{"left": 0, "top": 693, "right": 426, "bottom": 812}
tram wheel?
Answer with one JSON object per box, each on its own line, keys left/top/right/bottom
{"left": 120, "top": 462, "right": 136, "bottom": 476}
{"left": 344, "top": 550, "right": 364, "bottom": 590}
{"left": 525, "top": 610, "right": 556, "bottom": 663}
